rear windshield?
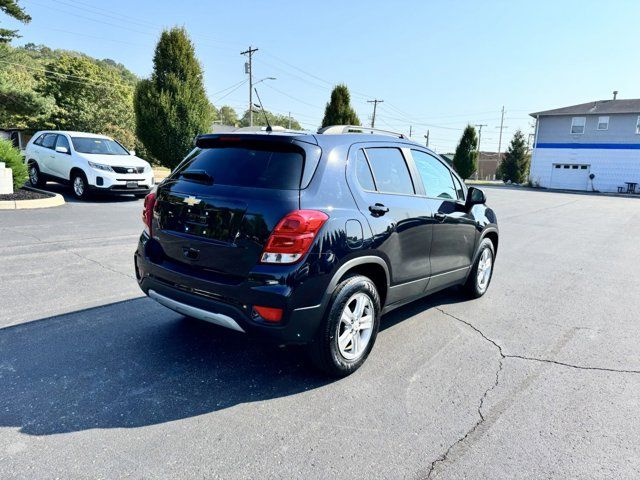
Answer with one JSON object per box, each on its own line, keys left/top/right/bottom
{"left": 173, "top": 144, "right": 304, "bottom": 190}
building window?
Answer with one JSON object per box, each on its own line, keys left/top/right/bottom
{"left": 597, "top": 116, "right": 609, "bottom": 130}
{"left": 570, "top": 117, "right": 586, "bottom": 134}
{"left": 636, "top": 116, "right": 640, "bottom": 135}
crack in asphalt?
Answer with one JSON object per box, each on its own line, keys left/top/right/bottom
{"left": 425, "top": 306, "right": 640, "bottom": 479}
{"left": 69, "top": 250, "right": 136, "bottom": 281}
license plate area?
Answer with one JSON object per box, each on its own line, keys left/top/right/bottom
{"left": 126, "top": 181, "right": 139, "bottom": 188}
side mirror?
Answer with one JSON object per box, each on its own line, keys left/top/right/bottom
{"left": 129, "top": 150, "right": 136, "bottom": 156}
{"left": 466, "top": 186, "right": 486, "bottom": 207}
{"left": 55, "top": 146, "right": 69, "bottom": 154}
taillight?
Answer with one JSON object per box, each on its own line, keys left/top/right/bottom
{"left": 261, "top": 210, "right": 329, "bottom": 264}
{"left": 142, "top": 193, "right": 156, "bottom": 236}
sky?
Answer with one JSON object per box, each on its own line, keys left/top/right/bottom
{"left": 6, "top": 0, "right": 640, "bottom": 152}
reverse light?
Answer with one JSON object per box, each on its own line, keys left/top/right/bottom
{"left": 252, "top": 306, "right": 283, "bottom": 323}
{"left": 261, "top": 210, "right": 329, "bottom": 264}
{"left": 142, "top": 193, "right": 156, "bottom": 236}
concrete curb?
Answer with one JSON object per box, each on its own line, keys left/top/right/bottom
{"left": 0, "top": 186, "right": 65, "bottom": 210}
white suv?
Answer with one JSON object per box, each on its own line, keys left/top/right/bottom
{"left": 24, "top": 131, "right": 154, "bottom": 200}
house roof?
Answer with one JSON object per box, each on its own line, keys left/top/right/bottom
{"left": 530, "top": 99, "right": 640, "bottom": 117}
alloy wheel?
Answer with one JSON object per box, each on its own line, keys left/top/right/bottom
{"left": 29, "top": 166, "right": 38, "bottom": 185}
{"left": 476, "top": 248, "right": 493, "bottom": 293}
{"left": 336, "top": 293, "right": 374, "bottom": 361}
{"left": 73, "top": 176, "right": 85, "bottom": 197}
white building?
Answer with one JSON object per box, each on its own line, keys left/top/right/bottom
{"left": 529, "top": 98, "right": 640, "bottom": 192}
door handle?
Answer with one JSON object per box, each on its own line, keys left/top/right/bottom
{"left": 434, "top": 212, "right": 447, "bottom": 222}
{"left": 369, "top": 203, "right": 389, "bottom": 217}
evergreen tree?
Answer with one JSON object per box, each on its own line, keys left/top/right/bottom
{"left": 0, "top": 0, "right": 30, "bottom": 43}
{"left": 497, "top": 130, "right": 529, "bottom": 183}
{"left": 321, "top": 84, "right": 360, "bottom": 127}
{"left": 134, "top": 27, "right": 214, "bottom": 169}
{"left": 453, "top": 125, "right": 478, "bottom": 180}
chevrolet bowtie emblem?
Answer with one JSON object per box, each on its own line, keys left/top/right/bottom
{"left": 183, "top": 196, "right": 201, "bottom": 206}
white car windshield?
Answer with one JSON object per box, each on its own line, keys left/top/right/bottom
{"left": 71, "top": 137, "right": 129, "bottom": 155}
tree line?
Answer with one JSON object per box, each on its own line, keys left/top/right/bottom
{"left": 1, "top": 1, "right": 529, "bottom": 180}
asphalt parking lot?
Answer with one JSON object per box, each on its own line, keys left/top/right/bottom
{"left": 1, "top": 185, "right": 639, "bottom": 479}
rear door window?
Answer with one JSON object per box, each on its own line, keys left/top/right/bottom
{"left": 41, "top": 134, "right": 57, "bottom": 150}
{"left": 364, "top": 147, "right": 414, "bottom": 195}
{"left": 175, "top": 144, "right": 304, "bottom": 190}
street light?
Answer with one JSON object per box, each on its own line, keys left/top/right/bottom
{"left": 255, "top": 76, "right": 276, "bottom": 85}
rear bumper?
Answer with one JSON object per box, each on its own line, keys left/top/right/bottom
{"left": 134, "top": 237, "right": 327, "bottom": 344}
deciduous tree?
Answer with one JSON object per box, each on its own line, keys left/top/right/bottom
{"left": 239, "top": 109, "right": 302, "bottom": 130}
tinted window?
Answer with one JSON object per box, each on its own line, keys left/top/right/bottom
{"left": 71, "top": 137, "right": 129, "bottom": 155}
{"left": 365, "top": 147, "right": 414, "bottom": 195}
{"left": 174, "top": 144, "right": 304, "bottom": 190}
{"left": 355, "top": 149, "right": 375, "bottom": 190}
{"left": 56, "top": 134, "right": 70, "bottom": 151}
{"left": 412, "top": 150, "right": 457, "bottom": 200}
{"left": 41, "top": 134, "right": 57, "bottom": 149}
{"left": 33, "top": 134, "right": 45, "bottom": 146}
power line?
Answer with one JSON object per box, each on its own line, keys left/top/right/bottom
{"left": 0, "top": 59, "right": 130, "bottom": 89}
{"left": 212, "top": 79, "right": 248, "bottom": 103}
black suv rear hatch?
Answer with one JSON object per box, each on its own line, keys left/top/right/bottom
{"left": 152, "top": 135, "right": 321, "bottom": 279}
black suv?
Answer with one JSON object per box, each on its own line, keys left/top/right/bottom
{"left": 134, "top": 126, "right": 498, "bottom": 376}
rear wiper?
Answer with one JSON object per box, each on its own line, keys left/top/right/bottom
{"left": 178, "top": 170, "right": 214, "bottom": 185}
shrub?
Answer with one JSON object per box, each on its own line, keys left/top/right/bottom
{"left": 0, "top": 138, "right": 28, "bottom": 191}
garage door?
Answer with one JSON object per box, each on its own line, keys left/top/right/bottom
{"left": 550, "top": 164, "right": 590, "bottom": 190}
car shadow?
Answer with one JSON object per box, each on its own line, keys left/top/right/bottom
{"left": 0, "top": 289, "right": 464, "bottom": 436}
{"left": 38, "top": 182, "right": 141, "bottom": 203}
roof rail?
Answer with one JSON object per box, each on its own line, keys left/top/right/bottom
{"left": 317, "top": 125, "right": 407, "bottom": 139}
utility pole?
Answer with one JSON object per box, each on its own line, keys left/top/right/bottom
{"left": 496, "top": 106, "right": 506, "bottom": 164}
{"left": 367, "top": 99, "right": 383, "bottom": 128}
{"left": 476, "top": 123, "right": 487, "bottom": 162}
{"left": 409, "top": 125, "right": 412, "bottom": 137}
{"left": 240, "top": 46, "right": 258, "bottom": 126}
{"left": 424, "top": 130, "right": 430, "bottom": 148}
{"left": 288, "top": 112, "right": 292, "bottom": 129}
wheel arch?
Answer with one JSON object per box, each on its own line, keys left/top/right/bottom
{"left": 69, "top": 166, "right": 87, "bottom": 181}
{"left": 480, "top": 227, "right": 499, "bottom": 255}
{"left": 326, "top": 256, "right": 390, "bottom": 308}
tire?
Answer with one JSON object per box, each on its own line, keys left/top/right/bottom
{"left": 71, "top": 171, "right": 90, "bottom": 200}
{"left": 463, "top": 238, "right": 495, "bottom": 298}
{"left": 134, "top": 193, "right": 147, "bottom": 199}
{"left": 308, "top": 275, "right": 381, "bottom": 377}
{"left": 28, "top": 162, "right": 44, "bottom": 188}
